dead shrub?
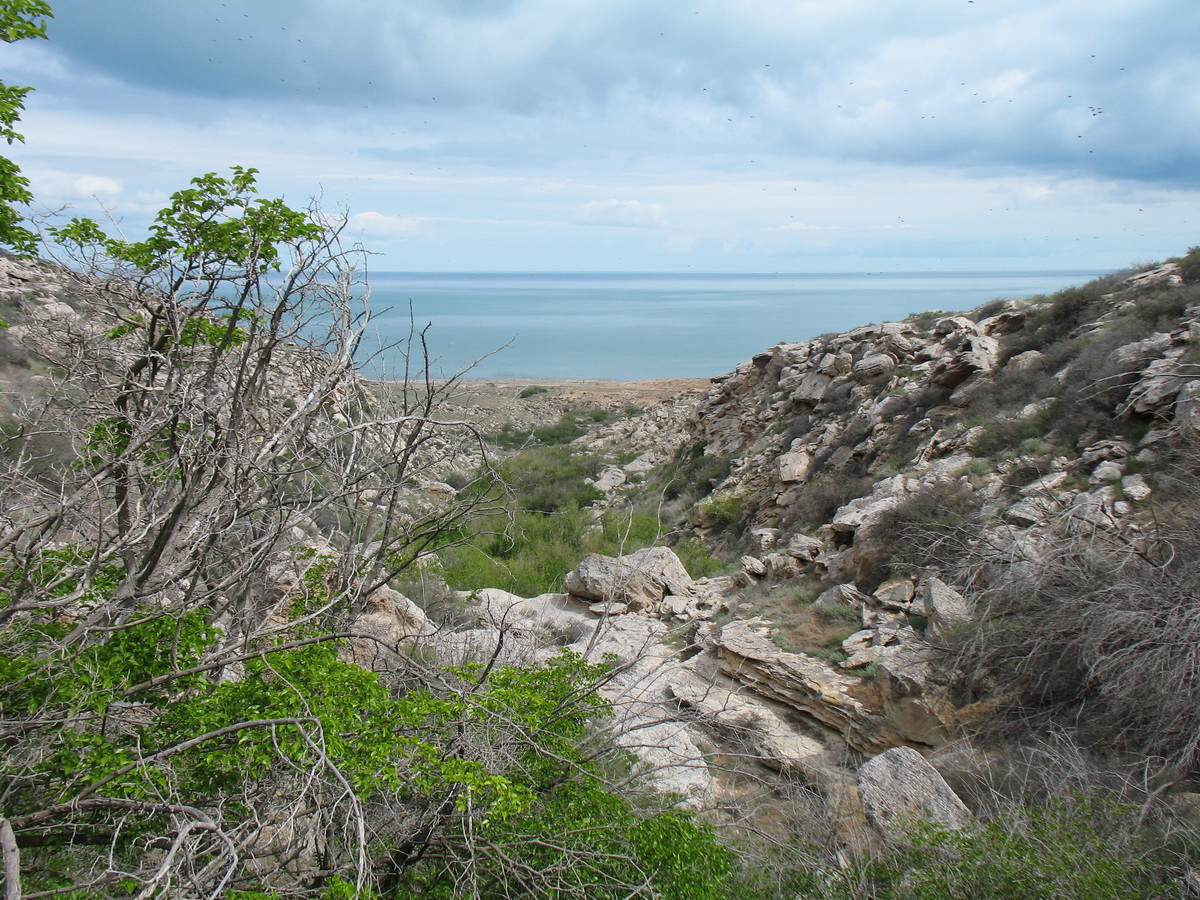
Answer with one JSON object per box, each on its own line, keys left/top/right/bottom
{"left": 950, "top": 503, "right": 1200, "bottom": 783}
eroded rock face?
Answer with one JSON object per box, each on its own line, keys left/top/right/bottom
{"left": 857, "top": 746, "right": 971, "bottom": 838}
{"left": 668, "top": 664, "right": 834, "bottom": 772}
{"left": 707, "top": 619, "right": 904, "bottom": 755}
{"left": 344, "top": 585, "right": 431, "bottom": 671}
{"left": 566, "top": 615, "right": 716, "bottom": 807}
{"left": 875, "top": 646, "right": 956, "bottom": 747}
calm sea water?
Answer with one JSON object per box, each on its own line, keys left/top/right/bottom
{"left": 358, "top": 271, "right": 1101, "bottom": 381}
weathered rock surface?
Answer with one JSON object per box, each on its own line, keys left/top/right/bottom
{"left": 668, "top": 664, "right": 834, "bottom": 772}
{"left": 857, "top": 746, "right": 972, "bottom": 838}
{"left": 919, "top": 577, "right": 974, "bottom": 639}
{"left": 707, "top": 619, "right": 904, "bottom": 754}
{"left": 564, "top": 546, "right": 694, "bottom": 611}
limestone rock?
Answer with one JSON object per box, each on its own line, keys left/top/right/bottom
{"left": 830, "top": 475, "right": 909, "bottom": 538}
{"left": 778, "top": 446, "right": 815, "bottom": 483}
{"left": 873, "top": 579, "right": 915, "bottom": 611}
{"left": 1019, "top": 470, "right": 1069, "bottom": 496}
{"left": 1005, "top": 349, "right": 1044, "bottom": 372}
{"left": 785, "top": 371, "right": 833, "bottom": 403}
{"left": 590, "top": 465, "right": 628, "bottom": 492}
{"left": 1121, "top": 473, "right": 1152, "bottom": 501}
{"left": 567, "top": 617, "right": 715, "bottom": 807}
{"left": 564, "top": 546, "right": 694, "bottom": 611}
{"left": 875, "top": 645, "right": 955, "bottom": 747}
{"left": 933, "top": 315, "right": 981, "bottom": 337}
{"left": 1129, "top": 358, "right": 1190, "bottom": 414}
{"left": 787, "top": 534, "right": 824, "bottom": 562}
{"left": 1089, "top": 459, "right": 1123, "bottom": 485}
{"left": 1174, "top": 379, "right": 1200, "bottom": 434}
{"left": 709, "top": 619, "right": 903, "bottom": 754}
{"left": 668, "top": 666, "right": 832, "bottom": 771}
{"left": 345, "top": 585, "right": 430, "bottom": 670}
{"left": 928, "top": 333, "right": 1000, "bottom": 389}
{"left": 420, "top": 480, "right": 457, "bottom": 499}
{"left": 858, "top": 747, "right": 971, "bottom": 838}
{"left": 919, "top": 577, "right": 974, "bottom": 638}
{"left": 740, "top": 555, "right": 767, "bottom": 577}
{"left": 473, "top": 588, "right": 595, "bottom": 638}
{"left": 749, "top": 527, "right": 780, "bottom": 552}
{"left": 853, "top": 353, "right": 897, "bottom": 381}
{"left": 1110, "top": 332, "right": 1174, "bottom": 366}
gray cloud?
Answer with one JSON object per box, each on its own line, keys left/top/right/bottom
{"left": 1, "top": 0, "right": 1194, "bottom": 272}
{"left": 38, "top": 0, "right": 1200, "bottom": 187}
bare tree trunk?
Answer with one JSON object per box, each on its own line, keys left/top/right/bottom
{"left": 0, "top": 817, "right": 19, "bottom": 900}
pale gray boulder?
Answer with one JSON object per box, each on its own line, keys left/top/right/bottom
{"left": 858, "top": 746, "right": 971, "bottom": 838}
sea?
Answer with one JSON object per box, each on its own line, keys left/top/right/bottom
{"left": 357, "top": 271, "right": 1102, "bottom": 381}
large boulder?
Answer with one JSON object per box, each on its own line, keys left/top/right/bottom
{"left": 853, "top": 352, "right": 897, "bottom": 381}
{"left": 874, "top": 645, "right": 956, "bottom": 747}
{"left": 344, "top": 585, "right": 430, "bottom": 670}
{"left": 927, "top": 333, "right": 1000, "bottom": 389}
{"left": 778, "top": 445, "right": 815, "bottom": 483}
{"left": 473, "top": 588, "right": 596, "bottom": 641}
{"left": 857, "top": 746, "right": 972, "bottom": 838}
{"left": 564, "top": 546, "right": 694, "bottom": 612}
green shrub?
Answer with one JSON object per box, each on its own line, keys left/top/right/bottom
{"left": 850, "top": 798, "right": 1176, "bottom": 899}
{"left": 534, "top": 411, "right": 586, "bottom": 445}
{"left": 699, "top": 492, "right": 747, "bottom": 531}
{"left": 517, "top": 384, "right": 549, "bottom": 399}
{"left": 1171, "top": 244, "right": 1200, "bottom": 284}
{"left": 960, "top": 457, "right": 992, "bottom": 477}
{"left": 733, "top": 795, "right": 1182, "bottom": 900}
{"left": 498, "top": 445, "right": 603, "bottom": 513}
{"left": 672, "top": 538, "right": 724, "bottom": 577}
{"left": 440, "top": 508, "right": 598, "bottom": 596}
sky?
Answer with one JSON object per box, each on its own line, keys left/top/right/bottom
{"left": 2, "top": 0, "right": 1199, "bottom": 273}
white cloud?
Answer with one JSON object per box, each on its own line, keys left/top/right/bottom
{"left": 576, "top": 199, "right": 667, "bottom": 228}
{"left": 28, "top": 169, "right": 122, "bottom": 200}
{"left": 345, "top": 211, "right": 425, "bottom": 238}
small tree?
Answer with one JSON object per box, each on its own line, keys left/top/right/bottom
{"left": 0, "top": 0, "right": 51, "bottom": 255}
{"left": 0, "top": 169, "right": 732, "bottom": 898}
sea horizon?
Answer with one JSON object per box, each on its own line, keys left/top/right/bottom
{"left": 356, "top": 269, "right": 1105, "bottom": 381}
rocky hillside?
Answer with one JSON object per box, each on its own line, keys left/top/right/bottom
{"left": 6, "top": 238, "right": 1200, "bottom": 895}
{"left": 453, "top": 252, "right": 1200, "bottom": 846}
{"left": 682, "top": 261, "right": 1198, "bottom": 587}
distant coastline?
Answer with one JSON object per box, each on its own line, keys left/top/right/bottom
{"left": 361, "top": 270, "right": 1104, "bottom": 381}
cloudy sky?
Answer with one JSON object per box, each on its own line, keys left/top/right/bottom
{"left": 3, "top": 0, "right": 1198, "bottom": 272}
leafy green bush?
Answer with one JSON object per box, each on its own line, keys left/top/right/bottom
{"left": 534, "top": 411, "right": 587, "bottom": 445}
{"left": 699, "top": 491, "right": 748, "bottom": 531}
{"left": 673, "top": 537, "right": 724, "bottom": 577}
{"left": 517, "top": 384, "right": 549, "bottom": 399}
{"left": 497, "top": 444, "right": 604, "bottom": 513}
{"left": 850, "top": 799, "right": 1175, "bottom": 899}
{"left": 439, "top": 507, "right": 597, "bottom": 596}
